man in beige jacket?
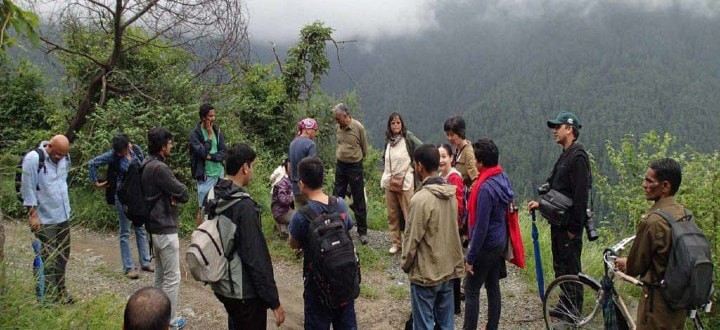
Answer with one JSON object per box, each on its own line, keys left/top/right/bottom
{"left": 402, "top": 144, "right": 464, "bottom": 330}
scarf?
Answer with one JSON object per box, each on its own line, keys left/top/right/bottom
{"left": 466, "top": 165, "right": 503, "bottom": 236}
{"left": 388, "top": 135, "right": 402, "bottom": 147}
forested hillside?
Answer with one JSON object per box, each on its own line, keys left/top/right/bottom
{"left": 312, "top": 1, "right": 720, "bottom": 197}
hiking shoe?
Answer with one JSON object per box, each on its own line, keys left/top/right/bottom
{"left": 389, "top": 245, "right": 399, "bottom": 254}
{"left": 125, "top": 269, "right": 140, "bottom": 280}
{"left": 359, "top": 235, "right": 368, "bottom": 245}
{"left": 171, "top": 317, "right": 187, "bottom": 329}
{"left": 141, "top": 265, "right": 154, "bottom": 273}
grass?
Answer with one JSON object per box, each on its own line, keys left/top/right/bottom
{"left": 388, "top": 283, "right": 410, "bottom": 300}
{"left": 360, "top": 284, "right": 380, "bottom": 299}
{"left": 0, "top": 257, "right": 124, "bottom": 329}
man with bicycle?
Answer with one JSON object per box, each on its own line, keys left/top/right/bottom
{"left": 615, "top": 158, "right": 687, "bottom": 329}
{"left": 527, "top": 112, "right": 591, "bottom": 319}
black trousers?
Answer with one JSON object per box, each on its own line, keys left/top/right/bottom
{"left": 550, "top": 227, "right": 584, "bottom": 313}
{"left": 36, "top": 221, "right": 71, "bottom": 301}
{"left": 214, "top": 293, "right": 267, "bottom": 330}
{"left": 333, "top": 160, "right": 367, "bottom": 235}
{"left": 463, "top": 245, "right": 504, "bottom": 330}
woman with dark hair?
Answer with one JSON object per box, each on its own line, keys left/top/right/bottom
{"left": 381, "top": 112, "right": 422, "bottom": 254}
{"left": 439, "top": 143, "right": 466, "bottom": 315}
{"left": 443, "top": 115, "right": 478, "bottom": 187}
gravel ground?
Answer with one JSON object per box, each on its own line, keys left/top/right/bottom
{"left": 4, "top": 221, "right": 545, "bottom": 329}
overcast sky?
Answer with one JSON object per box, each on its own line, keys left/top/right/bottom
{"left": 245, "top": 0, "right": 719, "bottom": 44}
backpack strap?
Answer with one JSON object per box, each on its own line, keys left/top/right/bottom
{"left": 300, "top": 196, "right": 339, "bottom": 223}
{"left": 34, "top": 148, "right": 46, "bottom": 174}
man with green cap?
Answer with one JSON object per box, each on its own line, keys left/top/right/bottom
{"left": 527, "top": 111, "right": 591, "bottom": 321}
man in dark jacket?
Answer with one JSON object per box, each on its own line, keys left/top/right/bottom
{"left": 207, "top": 143, "right": 285, "bottom": 329}
{"left": 142, "top": 127, "right": 189, "bottom": 329}
{"left": 527, "top": 111, "right": 591, "bottom": 319}
{"left": 189, "top": 103, "right": 226, "bottom": 226}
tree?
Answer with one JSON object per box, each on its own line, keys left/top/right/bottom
{"left": 0, "top": 0, "right": 39, "bottom": 55}
{"left": 30, "top": 0, "right": 249, "bottom": 141}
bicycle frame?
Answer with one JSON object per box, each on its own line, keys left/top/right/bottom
{"left": 602, "top": 235, "right": 640, "bottom": 329}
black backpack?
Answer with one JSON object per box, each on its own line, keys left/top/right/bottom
{"left": 654, "top": 209, "right": 714, "bottom": 310}
{"left": 117, "top": 161, "right": 155, "bottom": 227}
{"left": 15, "top": 148, "right": 46, "bottom": 202}
{"left": 300, "top": 197, "right": 361, "bottom": 309}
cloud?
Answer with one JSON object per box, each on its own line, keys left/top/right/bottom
{"left": 245, "top": 0, "right": 439, "bottom": 44}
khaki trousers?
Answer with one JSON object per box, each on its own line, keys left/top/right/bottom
{"left": 385, "top": 188, "right": 414, "bottom": 247}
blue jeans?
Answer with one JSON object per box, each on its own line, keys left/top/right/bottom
{"left": 115, "top": 197, "right": 151, "bottom": 272}
{"left": 197, "top": 176, "right": 220, "bottom": 207}
{"left": 411, "top": 281, "right": 454, "bottom": 330}
{"left": 303, "top": 290, "right": 357, "bottom": 330}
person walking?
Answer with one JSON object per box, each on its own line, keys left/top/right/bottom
{"left": 289, "top": 118, "right": 318, "bottom": 209}
{"left": 381, "top": 112, "right": 421, "bottom": 254}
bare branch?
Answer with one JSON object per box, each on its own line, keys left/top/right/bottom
{"left": 85, "top": 0, "right": 116, "bottom": 15}
{"left": 122, "top": 0, "right": 160, "bottom": 30}
{"left": 270, "top": 42, "right": 284, "bottom": 74}
{"left": 40, "top": 36, "right": 108, "bottom": 69}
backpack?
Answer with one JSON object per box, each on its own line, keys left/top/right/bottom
{"left": 186, "top": 189, "right": 247, "bottom": 290}
{"left": 300, "top": 197, "right": 361, "bottom": 309}
{"left": 654, "top": 209, "right": 714, "bottom": 310}
{"left": 117, "top": 161, "right": 154, "bottom": 227}
{"left": 15, "top": 147, "right": 46, "bottom": 202}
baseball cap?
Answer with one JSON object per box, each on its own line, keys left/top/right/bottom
{"left": 547, "top": 112, "right": 581, "bottom": 129}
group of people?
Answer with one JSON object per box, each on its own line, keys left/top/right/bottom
{"left": 18, "top": 100, "right": 694, "bottom": 329}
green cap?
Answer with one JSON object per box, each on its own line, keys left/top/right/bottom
{"left": 547, "top": 112, "right": 581, "bottom": 129}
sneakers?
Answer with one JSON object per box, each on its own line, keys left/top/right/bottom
{"left": 389, "top": 245, "right": 399, "bottom": 254}
{"left": 125, "top": 269, "right": 139, "bottom": 280}
{"left": 359, "top": 235, "right": 369, "bottom": 245}
{"left": 171, "top": 317, "right": 187, "bottom": 329}
{"left": 140, "top": 265, "right": 155, "bottom": 273}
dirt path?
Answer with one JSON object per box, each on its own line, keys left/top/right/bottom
{"left": 4, "top": 221, "right": 545, "bottom": 329}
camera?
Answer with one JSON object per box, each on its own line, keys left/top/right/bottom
{"left": 585, "top": 209, "right": 599, "bottom": 241}
{"left": 537, "top": 183, "right": 551, "bottom": 195}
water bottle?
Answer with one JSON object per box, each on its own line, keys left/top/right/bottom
{"left": 32, "top": 239, "right": 45, "bottom": 301}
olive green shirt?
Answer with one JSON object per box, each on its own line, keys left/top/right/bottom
{"left": 626, "top": 196, "right": 686, "bottom": 329}
{"left": 455, "top": 139, "right": 478, "bottom": 186}
{"left": 335, "top": 118, "right": 367, "bottom": 163}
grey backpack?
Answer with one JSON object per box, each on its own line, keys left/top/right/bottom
{"left": 655, "top": 209, "right": 713, "bottom": 310}
{"left": 186, "top": 189, "right": 247, "bottom": 287}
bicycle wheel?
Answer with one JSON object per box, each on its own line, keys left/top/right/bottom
{"left": 543, "top": 274, "right": 603, "bottom": 329}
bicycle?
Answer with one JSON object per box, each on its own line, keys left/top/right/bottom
{"left": 542, "top": 236, "right": 711, "bottom": 329}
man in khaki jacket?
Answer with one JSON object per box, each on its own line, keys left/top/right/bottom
{"left": 616, "top": 158, "right": 687, "bottom": 329}
{"left": 402, "top": 144, "right": 464, "bottom": 330}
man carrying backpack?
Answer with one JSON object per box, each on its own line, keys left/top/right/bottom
{"left": 206, "top": 143, "right": 285, "bottom": 329}
{"left": 401, "top": 144, "right": 464, "bottom": 330}
{"left": 20, "top": 134, "right": 74, "bottom": 304}
{"left": 615, "top": 158, "right": 692, "bottom": 329}
{"left": 141, "top": 128, "right": 189, "bottom": 329}
{"left": 87, "top": 133, "right": 152, "bottom": 279}
{"left": 289, "top": 157, "right": 358, "bottom": 329}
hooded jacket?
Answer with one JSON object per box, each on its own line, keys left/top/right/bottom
{"left": 207, "top": 179, "right": 281, "bottom": 309}
{"left": 401, "top": 176, "right": 464, "bottom": 287}
{"left": 466, "top": 172, "right": 514, "bottom": 265}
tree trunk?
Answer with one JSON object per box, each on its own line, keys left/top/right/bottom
{"left": 65, "top": 71, "right": 105, "bottom": 142}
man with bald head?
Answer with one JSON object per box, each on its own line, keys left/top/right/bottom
{"left": 21, "top": 134, "right": 74, "bottom": 304}
{"left": 124, "top": 287, "right": 172, "bottom": 330}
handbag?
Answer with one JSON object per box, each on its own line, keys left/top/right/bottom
{"left": 538, "top": 188, "right": 573, "bottom": 226}
{"left": 387, "top": 147, "right": 407, "bottom": 193}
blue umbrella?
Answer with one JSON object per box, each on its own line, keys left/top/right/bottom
{"left": 531, "top": 210, "right": 545, "bottom": 301}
